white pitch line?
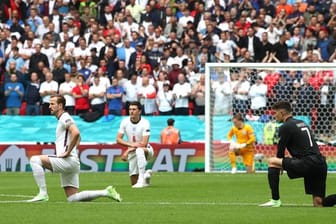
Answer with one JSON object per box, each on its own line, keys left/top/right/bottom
{"left": 0, "top": 200, "right": 311, "bottom": 207}
{"left": 0, "top": 194, "right": 33, "bottom": 198}
{"left": 0, "top": 194, "right": 313, "bottom": 207}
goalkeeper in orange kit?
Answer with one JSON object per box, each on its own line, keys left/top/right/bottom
{"left": 227, "top": 113, "right": 256, "bottom": 174}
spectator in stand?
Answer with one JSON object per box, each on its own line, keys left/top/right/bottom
{"left": 190, "top": 74, "right": 205, "bottom": 115}
{"left": 73, "top": 37, "right": 91, "bottom": 61}
{"left": 316, "top": 76, "right": 336, "bottom": 137}
{"left": 106, "top": 77, "right": 124, "bottom": 116}
{"left": 88, "top": 75, "right": 106, "bottom": 116}
{"left": 317, "top": 29, "right": 331, "bottom": 62}
{"left": 232, "top": 71, "right": 250, "bottom": 116}
{"left": 273, "top": 33, "right": 289, "bottom": 62}
{"left": 160, "top": 118, "right": 181, "bottom": 144}
{"left": 241, "top": 27, "right": 263, "bottom": 62}
{"left": 137, "top": 76, "right": 157, "bottom": 115}
{"left": 29, "top": 43, "right": 49, "bottom": 75}
{"left": 36, "top": 16, "right": 51, "bottom": 40}
{"left": 167, "top": 60, "right": 182, "bottom": 88}
{"left": 25, "top": 72, "right": 41, "bottom": 115}
{"left": 293, "top": 72, "right": 317, "bottom": 117}
{"left": 52, "top": 58, "right": 67, "bottom": 85}
{"left": 124, "top": 73, "right": 141, "bottom": 115}
{"left": 5, "top": 46, "right": 25, "bottom": 72}
{"left": 59, "top": 73, "right": 76, "bottom": 115}
{"left": 300, "top": 28, "right": 317, "bottom": 53}
{"left": 4, "top": 60, "right": 25, "bottom": 85}
{"left": 77, "top": 57, "right": 91, "bottom": 82}
{"left": 215, "top": 30, "right": 240, "bottom": 62}
{"left": 260, "top": 32, "right": 274, "bottom": 62}
{"left": 249, "top": 76, "right": 268, "bottom": 116}
{"left": 212, "top": 73, "right": 232, "bottom": 115}
{"left": 172, "top": 73, "right": 191, "bottom": 115}
{"left": 125, "top": 0, "right": 143, "bottom": 24}
{"left": 26, "top": 7, "right": 43, "bottom": 33}
{"left": 72, "top": 74, "right": 90, "bottom": 115}
{"left": 4, "top": 73, "right": 24, "bottom": 115}
{"left": 272, "top": 73, "right": 294, "bottom": 104}
{"left": 39, "top": 71, "right": 58, "bottom": 115}
{"left": 156, "top": 82, "right": 174, "bottom": 115}
{"left": 0, "top": 30, "right": 10, "bottom": 59}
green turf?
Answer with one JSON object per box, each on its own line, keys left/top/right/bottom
{"left": 0, "top": 172, "right": 335, "bottom": 224}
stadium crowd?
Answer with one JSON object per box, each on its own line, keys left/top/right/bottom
{"left": 0, "top": 0, "right": 335, "bottom": 129}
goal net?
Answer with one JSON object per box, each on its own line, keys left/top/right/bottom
{"left": 205, "top": 63, "right": 336, "bottom": 173}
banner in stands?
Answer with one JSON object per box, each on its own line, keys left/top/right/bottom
{"left": 0, "top": 143, "right": 205, "bottom": 172}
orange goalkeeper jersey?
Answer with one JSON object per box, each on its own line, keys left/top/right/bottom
{"left": 227, "top": 124, "right": 256, "bottom": 148}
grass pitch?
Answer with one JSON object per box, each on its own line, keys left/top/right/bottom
{"left": 0, "top": 172, "right": 335, "bottom": 224}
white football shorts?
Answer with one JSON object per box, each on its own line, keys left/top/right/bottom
{"left": 49, "top": 155, "right": 80, "bottom": 188}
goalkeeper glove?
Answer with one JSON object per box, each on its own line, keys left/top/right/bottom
{"left": 238, "top": 143, "right": 247, "bottom": 149}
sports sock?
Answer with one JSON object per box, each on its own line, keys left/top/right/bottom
{"left": 135, "top": 148, "right": 147, "bottom": 183}
{"left": 229, "top": 151, "right": 236, "bottom": 168}
{"left": 30, "top": 156, "right": 47, "bottom": 196}
{"left": 67, "top": 190, "right": 108, "bottom": 202}
{"left": 268, "top": 167, "right": 280, "bottom": 200}
{"left": 322, "top": 194, "right": 336, "bottom": 207}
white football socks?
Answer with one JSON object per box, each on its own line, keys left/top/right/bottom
{"left": 30, "top": 156, "right": 47, "bottom": 196}
{"left": 135, "top": 148, "right": 147, "bottom": 183}
{"left": 67, "top": 190, "right": 108, "bottom": 202}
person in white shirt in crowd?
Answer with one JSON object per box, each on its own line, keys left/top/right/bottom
{"left": 174, "top": 47, "right": 188, "bottom": 68}
{"left": 39, "top": 71, "right": 59, "bottom": 115}
{"left": 93, "top": 67, "right": 111, "bottom": 90}
{"left": 88, "top": 33, "right": 105, "bottom": 57}
{"left": 88, "top": 75, "right": 106, "bottom": 116}
{"left": 59, "top": 73, "right": 76, "bottom": 115}
{"left": 20, "top": 38, "right": 36, "bottom": 70}
{"left": 61, "top": 33, "right": 75, "bottom": 54}
{"left": 122, "top": 15, "right": 140, "bottom": 40}
{"left": 172, "top": 73, "right": 191, "bottom": 115}
{"left": 124, "top": 73, "right": 141, "bottom": 115}
{"left": 215, "top": 30, "right": 240, "bottom": 62}
{"left": 232, "top": 70, "right": 251, "bottom": 116}
{"left": 36, "top": 16, "right": 51, "bottom": 40}
{"left": 137, "top": 76, "right": 157, "bottom": 115}
{"left": 156, "top": 82, "right": 174, "bottom": 115}
{"left": 41, "top": 38, "right": 57, "bottom": 70}
{"left": 73, "top": 37, "right": 91, "bottom": 61}
{"left": 212, "top": 73, "right": 232, "bottom": 115}
{"left": 178, "top": 8, "right": 194, "bottom": 28}
{"left": 156, "top": 71, "right": 170, "bottom": 94}
{"left": 249, "top": 75, "right": 268, "bottom": 116}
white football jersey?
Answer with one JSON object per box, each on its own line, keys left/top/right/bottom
{"left": 118, "top": 117, "right": 150, "bottom": 144}
{"left": 55, "top": 112, "right": 78, "bottom": 157}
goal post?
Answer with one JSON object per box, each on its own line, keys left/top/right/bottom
{"left": 205, "top": 63, "right": 336, "bottom": 173}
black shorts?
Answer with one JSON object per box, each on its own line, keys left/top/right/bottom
{"left": 282, "top": 155, "right": 327, "bottom": 197}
